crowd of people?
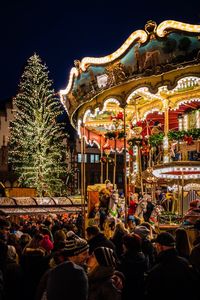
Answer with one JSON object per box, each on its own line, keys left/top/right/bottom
{"left": 0, "top": 211, "right": 200, "bottom": 300}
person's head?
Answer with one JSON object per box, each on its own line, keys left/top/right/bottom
{"left": 62, "top": 231, "right": 89, "bottom": 265}
{"left": 153, "top": 232, "right": 175, "bottom": 254}
{"left": 39, "top": 234, "right": 54, "bottom": 253}
{"left": 175, "top": 227, "right": 191, "bottom": 257}
{"left": 0, "top": 218, "right": 10, "bottom": 241}
{"left": 140, "top": 222, "right": 154, "bottom": 239}
{"left": 86, "top": 225, "right": 100, "bottom": 240}
{"left": 7, "top": 245, "right": 18, "bottom": 263}
{"left": 19, "top": 233, "right": 32, "bottom": 250}
{"left": 113, "top": 220, "right": 128, "bottom": 234}
{"left": 54, "top": 229, "right": 66, "bottom": 244}
{"left": 105, "top": 180, "right": 113, "bottom": 190}
{"left": 134, "top": 225, "right": 150, "bottom": 239}
{"left": 87, "top": 246, "right": 117, "bottom": 272}
{"left": 94, "top": 203, "right": 99, "bottom": 211}
{"left": 123, "top": 233, "right": 142, "bottom": 253}
{"left": 26, "top": 232, "right": 44, "bottom": 249}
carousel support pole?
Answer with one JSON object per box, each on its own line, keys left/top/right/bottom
{"left": 137, "top": 142, "right": 144, "bottom": 194}
{"left": 106, "top": 157, "right": 109, "bottom": 181}
{"left": 100, "top": 135, "right": 103, "bottom": 183}
{"left": 128, "top": 157, "right": 131, "bottom": 204}
{"left": 81, "top": 124, "right": 86, "bottom": 237}
{"left": 80, "top": 126, "right": 84, "bottom": 236}
{"left": 163, "top": 99, "right": 170, "bottom": 163}
{"left": 177, "top": 179, "right": 180, "bottom": 214}
{"left": 123, "top": 105, "right": 128, "bottom": 227}
{"left": 113, "top": 138, "right": 117, "bottom": 188}
{"left": 181, "top": 172, "right": 184, "bottom": 217}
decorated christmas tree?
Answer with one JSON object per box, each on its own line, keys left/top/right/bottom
{"left": 9, "top": 54, "right": 68, "bottom": 196}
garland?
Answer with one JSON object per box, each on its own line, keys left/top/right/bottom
{"left": 148, "top": 133, "right": 164, "bottom": 147}
{"left": 105, "top": 130, "right": 125, "bottom": 140}
{"left": 149, "top": 129, "right": 200, "bottom": 147}
{"left": 105, "top": 129, "right": 200, "bottom": 148}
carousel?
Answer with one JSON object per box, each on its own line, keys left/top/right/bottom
{"left": 60, "top": 20, "right": 200, "bottom": 229}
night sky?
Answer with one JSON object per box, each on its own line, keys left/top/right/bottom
{"left": 0, "top": 0, "right": 200, "bottom": 103}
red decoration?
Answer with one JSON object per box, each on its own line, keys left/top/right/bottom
{"left": 128, "top": 148, "right": 134, "bottom": 157}
{"left": 111, "top": 112, "right": 124, "bottom": 121}
{"left": 183, "top": 135, "right": 193, "bottom": 145}
{"left": 101, "top": 156, "right": 107, "bottom": 163}
{"left": 136, "top": 120, "right": 143, "bottom": 126}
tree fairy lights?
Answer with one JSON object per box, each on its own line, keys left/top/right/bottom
{"left": 8, "top": 54, "right": 67, "bottom": 197}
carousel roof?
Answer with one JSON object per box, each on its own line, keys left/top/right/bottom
{"left": 60, "top": 20, "right": 200, "bottom": 135}
{"left": 152, "top": 161, "right": 200, "bottom": 180}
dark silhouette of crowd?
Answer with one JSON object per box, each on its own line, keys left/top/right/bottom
{"left": 0, "top": 214, "right": 200, "bottom": 300}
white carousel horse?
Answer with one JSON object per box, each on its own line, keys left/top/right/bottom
{"left": 149, "top": 204, "right": 165, "bottom": 225}
{"left": 108, "top": 190, "right": 119, "bottom": 218}
{"left": 135, "top": 199, "right": 148, "bottom": 220}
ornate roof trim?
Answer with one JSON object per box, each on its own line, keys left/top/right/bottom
{"left": 60, "top": 20, "right": 200, "bottom": 113}
{"left": 156, "top": 20, "right": 200, "bottom": 37}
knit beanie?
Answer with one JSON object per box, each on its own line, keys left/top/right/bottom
{"left": 40, "top": 234, "right": 54, "bottom": 252}
{"left": 94, "top": 247, "right": 116, "bottom": 268}
{"left": 63, "top": 231, "right": 89, "bottom": 256}
{"left": 134, "top": 225, "right": 150, "bottom": 239}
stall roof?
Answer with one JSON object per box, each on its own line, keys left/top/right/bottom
{"left": 0, "top": 197, "right": 84, "bottom": 215}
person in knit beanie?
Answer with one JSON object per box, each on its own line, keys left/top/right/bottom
{"left": 46, "top": 231, "right": 89, "bottom": 300}
{"left": 93, "top": 247, "right": 117, "bottom": 268}
{"left": 134, "top": 225, "right": 150, "bottom": 239}
{"left": 36, "top": 231, "right": 89, "bottom": 300}
{"left": 61, "top": 231, "right": 89, "bottom": 267}
{"left": 39, "top": 234, "right": 54, "bottom": 253}
{"left": 87, "top": 247, "right": 121, "bottom": 300}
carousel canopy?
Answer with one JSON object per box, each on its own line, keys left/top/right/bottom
{"left": 152, "top": 161, "right": 200, "bottom": 180}
{"left": 60, "top": 20, "right": 200, "bottom": 141}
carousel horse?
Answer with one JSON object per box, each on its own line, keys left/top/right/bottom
{"left": 108, "top": 190, "right": 119, "bottom": 218}
{"left": 149, "top": 204, "right": 165, "bottom": 225}
{"left": 103, "top": 190, "right": 120, "bottom": 238}
{"left": 135, "top": 198, "right": 148, "bottom": 221}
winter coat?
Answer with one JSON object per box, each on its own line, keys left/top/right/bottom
{"left": 190, "top": 242, "right": 200, "bottom": 274}
{"left": 118, "top": 251, "right": 147, "bottom": 300}
{"left": 144, "top": 248, "right": 199, "bottom": 300}
{"left": 46, "top": 261, "right": 88, "bottom": 300}
{"left": 3, "top": 260, "right": 23, "bottom": 300}
{"left": 141, "top": 238, "right": 156, "bottom": 270}
{"left": 111, "top": 230, "right": 128, "bottom": 259}
{"left": 20, "top": 248, "right": 50, "bottom": 300}
{"left": 88, "top": 266, "right": 121, "bottom": 300}
{"left": 0, "top": 270, "right": 3, "bottom": 300}
{"left": 88, "top": 233, "right": 116, "bottom": 255}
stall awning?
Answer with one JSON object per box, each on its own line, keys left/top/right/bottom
{"left": 0, "top": 196, "right": 84, "bottom": 215}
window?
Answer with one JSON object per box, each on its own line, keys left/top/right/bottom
{"left": 77, "top": 154, "right": 87, "bottom": 163}
{"left": 95, "top": 154, "right": 100, "bottom": 163}
{"left": 90, "top": 154, "right": 100, "bottom": 163}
